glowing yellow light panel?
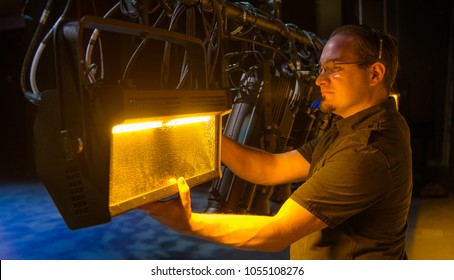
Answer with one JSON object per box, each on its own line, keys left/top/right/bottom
{"left": 109, "top": 114, "right": 220, "bottom": 216}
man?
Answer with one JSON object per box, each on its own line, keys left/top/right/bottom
{"left": 141, "top": 24, "right": 413, "bottom": 259}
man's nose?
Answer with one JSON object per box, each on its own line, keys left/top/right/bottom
{"left": 315, "top": 72, "right": 328, "bottom": 86}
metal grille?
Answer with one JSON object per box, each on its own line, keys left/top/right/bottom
{"left": 65, "top": 166, "right": 88, "bottom": 216}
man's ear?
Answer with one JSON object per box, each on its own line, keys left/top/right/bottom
{"left": 370, "top": 61, "right": 386, "bottom": 86}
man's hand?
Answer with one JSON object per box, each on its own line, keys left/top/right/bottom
{"left": 140, "top": 177, "right": 193, "bottom": 232}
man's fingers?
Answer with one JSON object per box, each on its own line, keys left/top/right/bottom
{"left": 177, "top": 177, "right": 192, "bottom": 216}
{"left": 177, "top": 177, "right": 190, "bottom": 194}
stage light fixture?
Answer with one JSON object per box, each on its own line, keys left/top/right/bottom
{"left": 33, "top": 16, "right": 231, "bottom": 229}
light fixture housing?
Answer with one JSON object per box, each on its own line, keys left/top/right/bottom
{"left": 33, "top": 16, "right": 231, "bottom": 229}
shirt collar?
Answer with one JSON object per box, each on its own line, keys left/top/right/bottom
{"left": 333, "top": 97, "right": 398, "bottom": 137}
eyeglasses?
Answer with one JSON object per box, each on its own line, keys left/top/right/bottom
{"left": 370, "top": 27, "right": 383, "bottom": 60}
{"left": 377, "top": 37, "right": 383, "bottom": 60}
{"left": 312, "top": 61, "right": 366, "bottom": 77}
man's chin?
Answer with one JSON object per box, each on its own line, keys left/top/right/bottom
{"left": 320, "top": 102, "right": 334, "bottom": 114}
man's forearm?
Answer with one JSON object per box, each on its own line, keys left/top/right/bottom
{"left": 185, "top": 212, "right": 289, "bottom": 252}
{"left": 221, "top": 135, "right": 276, "bottom": 185}
{"left": 142, "top": 178, "right": 327, "bottom": 253}
{"left": 221, "top": 135, "right": 310, "bottom": 185}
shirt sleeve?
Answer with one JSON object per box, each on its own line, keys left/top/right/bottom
{"left": 297, "top": 135, "right": 320, "bottom": 163}
{"left": 291, "top": 144, "right": 392, "bottom": 228}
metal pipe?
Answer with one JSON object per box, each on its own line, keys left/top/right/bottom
{"left": 180, "top": 0, "right": 324, "bottom": 50}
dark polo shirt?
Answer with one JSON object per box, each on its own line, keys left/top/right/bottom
{"left": 291, "top": 98, "right": 413, "bottom": 259}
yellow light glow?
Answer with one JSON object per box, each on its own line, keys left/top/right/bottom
{"left": 108, "top": 113, "right": 221, "bottom": 216}
{"left": 164, "top": 116, "right": 211, "bottom": 127}
{"left": 390, "top": 92, "right": 400, "bottom": 110}
{"left": 112, "top": 116, "right": 211, "bottom": 134}
{"left": 112, "top": 121, "right": 163, "bottom": 133}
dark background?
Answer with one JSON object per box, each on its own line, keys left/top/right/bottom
{"left": 1, "top": 0, "right": 453, "bottom": 193}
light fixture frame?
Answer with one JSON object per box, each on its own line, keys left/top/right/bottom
{"left": 33, "top": 16, "right": 231, "bottom": 229}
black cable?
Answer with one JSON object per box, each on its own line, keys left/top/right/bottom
{"left": 122, "top": 9, "right": 167, "bottom": 80}
{"left": 161, "top": 2, "right": 187, "bottom": 88}
{"left": 229, "top": 34, "right": 290, "bottom": 63}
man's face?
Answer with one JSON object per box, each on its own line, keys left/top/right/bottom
{"left": 315, "top": 34, "right": 373, "bottom": 118}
